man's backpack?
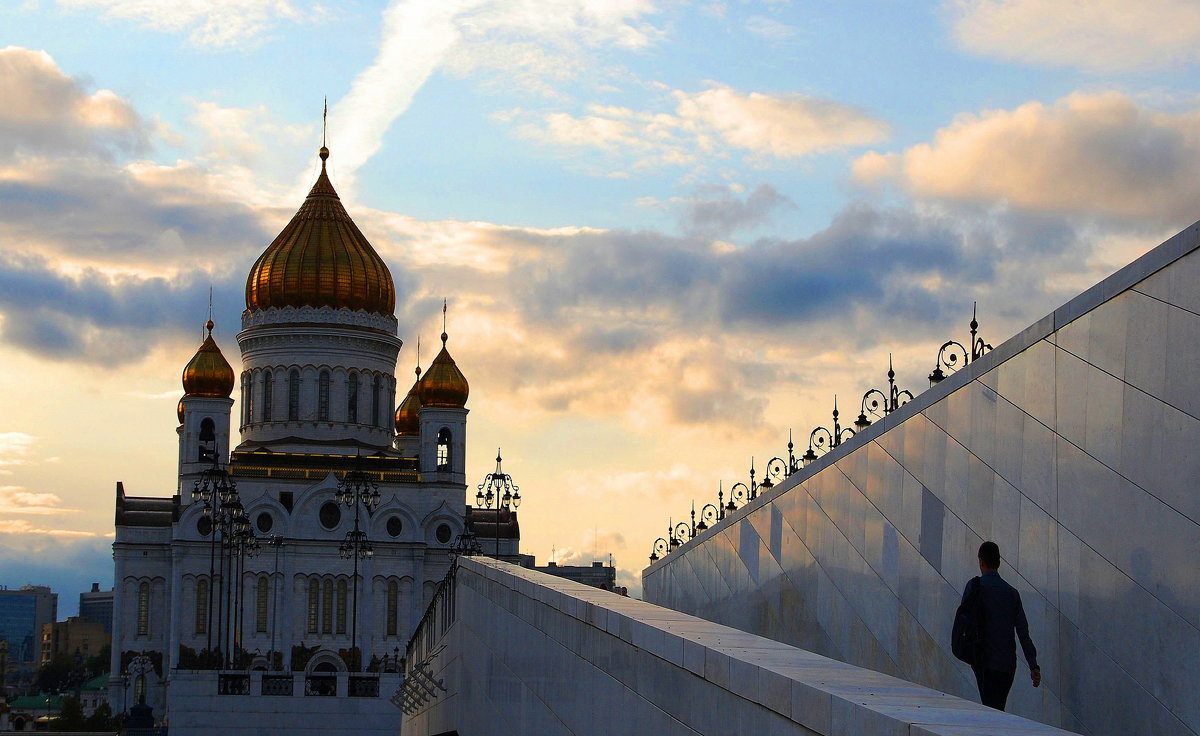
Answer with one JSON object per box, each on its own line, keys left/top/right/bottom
{"left": 951, "top": 576, "right": 985, "bottom": 666}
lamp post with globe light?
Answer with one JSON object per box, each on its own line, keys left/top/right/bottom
{"left": 335, "top": 458, "right": 380, "bottom": 671}
{"left": 475, "top": 450, "right": 521, "bottom": 560}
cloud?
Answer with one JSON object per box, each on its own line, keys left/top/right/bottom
{"left": 57, "top": 0, "right": 321, "bottom": 48}
{"left": 677, "top": 183, "right": 792, "bottom": 238}
{"left": 854, "top": 91, "right": 1200, "bottom": 224}
{"left": 512, "top": 83, "right": 889, "bottom": 173}
{"left": 0, "top": 46, "right": 147, "bottom": 158}
{"left": 0, "top": 252, "right": 247, "bottom": 364}
{"left": 744, "top": 16, "right": 796, "bottom": 40}
{"left": 0, "top": 486, "right": 77, "bottom": 515}
{"left": 0, "top": 433, "right": 37, "bottom": 474}
{"left": 0, "top": 519, "right": 93, "bottom": 536}
{"left": 331, "top": 0, "right": 663, "bottom": 183}
{"left": 948, "top": 0, "right": 1200, "bottom": 72}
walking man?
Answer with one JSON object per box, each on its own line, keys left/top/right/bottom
{"left": 962, "top": 541, "right": 1041, "bottom": 710}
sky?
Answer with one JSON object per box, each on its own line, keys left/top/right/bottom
{"left": 2, "top": 0, "right": 1199, "bottom": 608}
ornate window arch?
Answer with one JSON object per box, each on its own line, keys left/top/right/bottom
{"left": 437, "top": 428, "right": 452, "bottom": 470}
{"left": 386, "top": 580, "right": 398, "bottom": 637}
{"left": 262, "top": 370, "right": 273, "bottom": 422}
{"left": 372, "top": 374, "right": 382, "bottom": 428}
{"left": 256, "top": 575, "right": 269, "bottom": 633}
{"left": 318, "top": 371, "right": 331, "bottom": 421}
{"left": 195, "top": 578, "right": 208, "bottom": 635}
{"left": 137, "top": 581, "right": 150, "bottom": 636}
{"left": 322, "top": 578, "right": 334, "bottom": 634}
{"left": 307, "top": 577, "right": 319, "bottom": 634}
{"left": 288, "top": 369, "right": 300, "bottom": 421}
{"left": 336, "top": 579, "right": 348, "bottom": 634}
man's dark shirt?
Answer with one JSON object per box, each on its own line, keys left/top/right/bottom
{"left": 961, "top": 570, "right": 1038, "bottom": 673}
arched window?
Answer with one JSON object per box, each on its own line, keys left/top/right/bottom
{"left": 256, "top": 576, "right": 269, "bottom": 633}
{"left": 262, "top": 371, "right": 273, "bottom": 422}
{"left": 246, "top": 371, "right": 255, "bottom": 424}
{"left": 437, "top": 428, "right": 452, "bottom": 470}
{"left": 307, "top": 578, "right": 319, "bottom": 634}
{"left": 386, "top": 580, "right": 398, "bottom": 637}
{"left": 240, "top": 373, "right": 249, "bottom": 425}
{"left": 336, "top": 579, "right": 348, "bottom": 634}
{"left": 322, "top": 578, "right": 334, "bottom": 634}
{"left": 288, "top": 369, "right": 300, "bottom": 421}
{"left": 347, "top": 373, "right": 359, "bottom": 423}
{"left": 198, "top": 418, "right": 216, "bottom": 463}
{"left": 137, "top": 581, "right": 150, "bottom": 636}
{"left": 318, "top": 371, "right": 330, "bottom": 421}
{"left": 372, "top": 375, "right": 382, "bottom": 428}
{"left": 195, "top": 579, "right": 208, "bottom": 635}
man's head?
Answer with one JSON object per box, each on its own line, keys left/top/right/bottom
{"left": 978, "top": 541, "right": 1001, "bottom": 571}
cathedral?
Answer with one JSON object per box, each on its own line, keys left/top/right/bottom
{"left": 108, "top": 146, "right": 510, "bottom": 733}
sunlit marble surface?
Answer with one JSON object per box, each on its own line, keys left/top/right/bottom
{"left": 645, "top": 222, "right": 1200, "bottom": 736}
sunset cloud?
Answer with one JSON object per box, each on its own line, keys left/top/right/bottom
{"left": 513, "top": 83, "right": 888, "bottom": 172}
{"left": 948, "top": 0, "right": 1200, "bottom": 72}
{"left": 0, "top": 486, "right": 77, "bottom": 515}
{"left": 0, "top": 46, "right": 146, "bottom": 157}
{"left": 854, "top": 91, "right": 1200, "bottom": 224}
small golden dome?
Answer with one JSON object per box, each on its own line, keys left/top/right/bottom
{"left": 244, "top": 148, "right": 396, "bottom": 315}
{"left": 417, "top": 333, "right": 468, "bottom": 408}
{"left": 394, "top": 367, "right": 423, "bottom": 435}
{"left": 182, "top": 320, "right": 235, "bottom": 399}
{"left": 177, "top": 397, "right": 185, "bottom": 425}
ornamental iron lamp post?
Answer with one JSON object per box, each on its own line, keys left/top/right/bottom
{"left": 474, "top": 449, "right": 521, "bottom": 561}
{"left": 855, "top": 354, "right": 915, "bottom": 429}
{"left": 929, "top": 302, "right": 993, "bottom": 385}
{"left": 803, "top": 397, "right": 855, "bottom": 465}
{"left": 336, "top": 458, "right": 381, "bottom": 672}
{"left": 192, "top": 456, "right": 257, "bottom": 668}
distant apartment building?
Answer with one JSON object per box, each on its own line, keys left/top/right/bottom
{"left": 41, "top": 616, "right": 110, "bottom": 665}
{"left": 0, "top": 585, "right": 57, "bottom": 665}
{"left": 79, "top": 583, "right": 114, "bottom": 634}
{"left": 526, "top": 560, "right": 619, "bottom": 591}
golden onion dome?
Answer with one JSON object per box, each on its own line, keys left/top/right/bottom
{"left": 394, "top": 367, "right": 423, "bottom": 435}
{"left": 417, "top": 332, "right": 469, "bottom": 408}
{"left": 182, "top": 320, "right": 235, "bottom": 399}
{"left": 244, "top": 147, "right": 396, "bottom": 315}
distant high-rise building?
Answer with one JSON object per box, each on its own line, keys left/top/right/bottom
{"left": 41, "top": 616, "right": 110, "bottom": 665}
{"left": 79, "top": 583, "right": 113, "bottom": 634}
{"left": 0, "top": 586, "right": 57, "bottom": 665}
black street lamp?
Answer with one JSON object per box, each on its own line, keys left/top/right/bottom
{"left": 474, "top": 449, "right": 521, "bottom": 561}
{"left": 929, "top": 302, "right": 993, "bottom": 385}
{"left": 803, "top": 397, "right": 855, "bottom": 464}
{"left": 335, "top": 459, "right": 380, "bottom": 672}
{"left": 855, "top": 354, "right": 914, "bottom": 429}
{"left": 192, "top": 457, "right": 257, "bottom": 668}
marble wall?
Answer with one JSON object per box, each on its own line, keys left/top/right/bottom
{"left": 403, "top": 557, "right": 1077, "bottom": 736}
{"left": 643, "top": 223, "right": 1200, "bottom": 736}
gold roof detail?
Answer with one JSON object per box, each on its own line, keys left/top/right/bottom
{"left": 394, "top": 366, "right": 423, "bottom": 435}
{"left": 417, "top": 332, "right": 469, "bottom": 408}
{"left": 244, "top": 147, "right": 396, "bottom": 315}
{"left": 182, "top": 320, "right": 235, "bottom": 400}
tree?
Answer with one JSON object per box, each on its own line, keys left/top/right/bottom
{"left": 84, "top": 644, "right": 110, "bottom": 678}
{"left": 56, "top": 695, "right": 85, "bottom": 731}
{"left": 34, "top": 653, "right": 72, "bottom": 693}
{"left": 85, "top": 701, "right": 117, "bottom": 732}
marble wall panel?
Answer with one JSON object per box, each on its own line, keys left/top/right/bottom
{"left": 645, "top": 226, "right": 1200, "bottom": 736}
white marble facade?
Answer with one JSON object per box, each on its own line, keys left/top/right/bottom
{"left": 109, "top": 155, "right": 471, "bottom": 732}
{"left": 644, "top": 222, "right": 1200, "bottom": 736}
